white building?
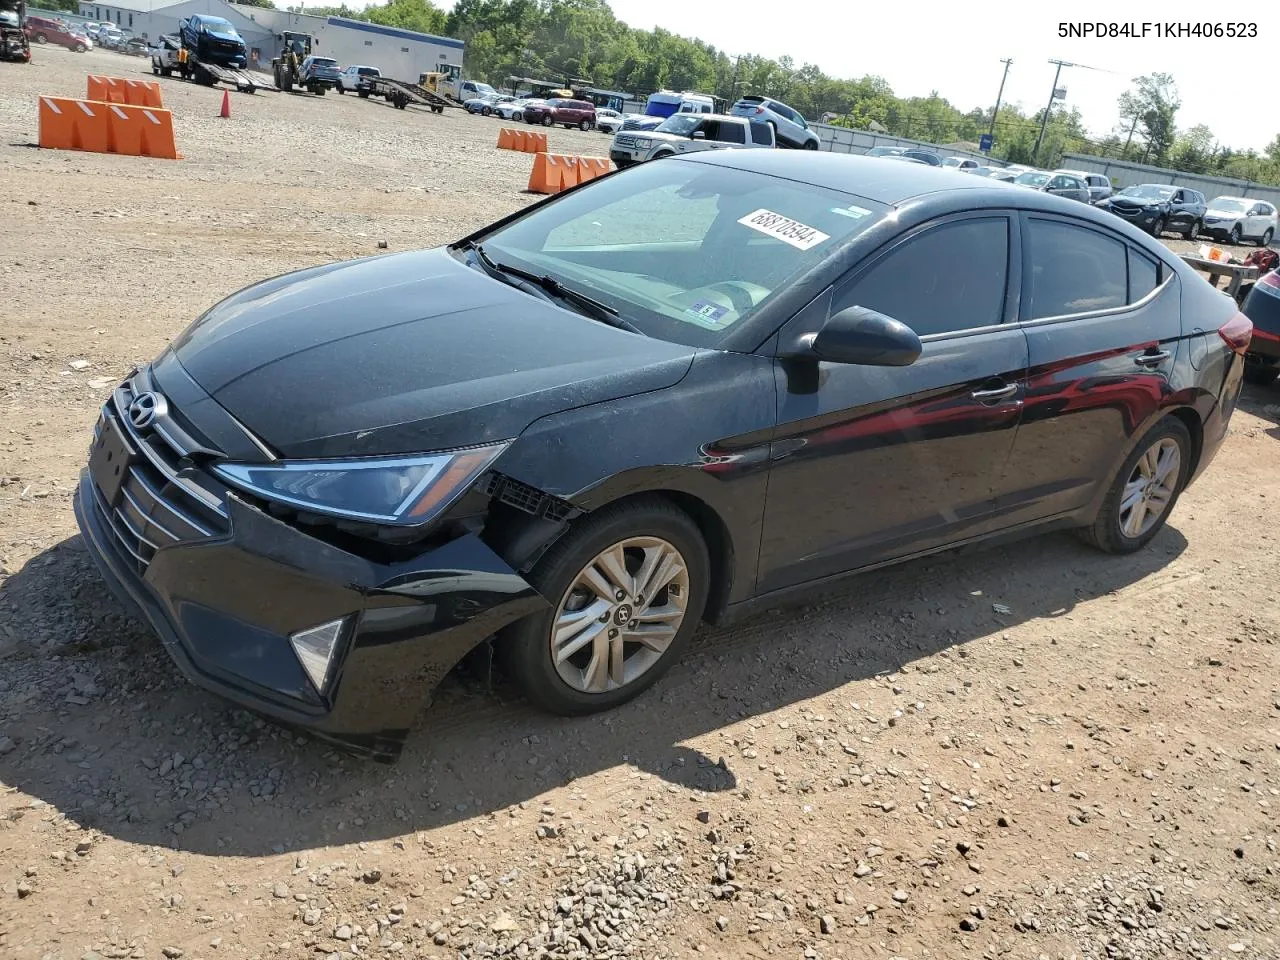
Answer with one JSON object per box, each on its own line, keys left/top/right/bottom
{"left": 229, "top": 4, "right": 464, "bottom": 83}
{"left": 74, "top": 0, "right": 275, "bottom": 68}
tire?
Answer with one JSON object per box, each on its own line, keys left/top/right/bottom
{"left": 358, "top": 90, "right": 369, "bottom": 99}
{"left": 35, "top": 33, "right": 46, "bottom": 43}
{"left": 652, "top": 150, "right": 674, "bottom": 160}
{"left": 500, "top": 497, "right": 710, "bottom": 716}
{"left": 803, "top": 138, "right": 818, "bottom": 150}
{"left": 75, "top": 43, "right": 85, "bottom": 52}
{"left": 152, "top": 62, "right": 160, "bottom": 75}
{"left": 1229, "top": 224, "right": 1242, "bottom": 245}
{"left": 579, "top": 119, "right": 590, "bottom": 131}
{"left": 1076, "top": 416, "right": 1191, "bottom": 554}
{"left": 1186, "top": 219, "right": 1202, "bottom": 239}
{"left": 336, "top": 82, "right": 345, "bottom": 94}
{"left": 1150, "top": 217, "right": 1165, "bottom": 238}
{"left": 1243, "top": 363, "right": 1280, "bottom": 386}
{"left": 543, "top": 115, "right": 553, "bottom": 126}
{"left": 482, "top": 106, "right": 492, "bottom": 116}
{"left": 1261, "top": 228, "right": 1274, "bottom": 248}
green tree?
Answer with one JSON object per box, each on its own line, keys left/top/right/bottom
{"left": 1118, "top": 73, "right": 1180, "bottom": 165}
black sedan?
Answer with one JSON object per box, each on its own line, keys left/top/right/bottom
{"left": 74, "top": 152, "right": 1251, "bottom": 762}
{"left": 1095, "top": 184, "right": 1207, "bottom": 239}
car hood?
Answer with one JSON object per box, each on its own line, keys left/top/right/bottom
{"left": 171, "top": 247, "right": 697, "bottom": 459}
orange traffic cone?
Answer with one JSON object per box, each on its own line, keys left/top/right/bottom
{"left": 219, "top": 90, "right": 231, "bottom": 119}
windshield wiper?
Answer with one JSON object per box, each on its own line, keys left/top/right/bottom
{"left": 464, "top": 241, "right": 643, "bottom": 335}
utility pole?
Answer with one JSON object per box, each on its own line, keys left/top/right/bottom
{"left": 1034, "top": 59, "right": 1070, "bottom": 163}
{"left": 728, "top": 54, "right": 742, "bottom": 102}
{"left": 987, "top": 58, "right": 1011, "bottom": 147}
{"left": 1121, "top": 114, "right": 1139, "bottom": 159}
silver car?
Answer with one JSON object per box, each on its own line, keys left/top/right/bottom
{"left": 729, "top": 95, "right": 820, "bottom": 149}
{"left": 609, "top": 113, "right": 775, "bottom": 168}
{"left": 1058, "top": 169, "right": 1113, "bottom": 202}
{"left": 1012, "top": 170, "right": 1091, "bottom": 203}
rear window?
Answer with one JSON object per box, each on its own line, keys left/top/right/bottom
{"left": 358, "top": 67, "right": 379, "bottom": 76}
{"left": 750, "top": 121, "right": 772, "bottom": 145}
{"left": 313, "top": 58, "right": 338, "bottom": 67}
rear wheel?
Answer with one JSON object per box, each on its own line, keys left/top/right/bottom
{"left": 1077, "top": 416, "right": 1191, "bottom": 554}
{"left": 1261, "top": 227, "right": 1274, "bottom": 247}
{"left": 579, "top": 118, "right": 591, "bottom": 131}
{"left": 358, "top": 90, "right": 369, "bottom": 98}
{"left": 500, "top": 498, "right": 709, "bottom": 716}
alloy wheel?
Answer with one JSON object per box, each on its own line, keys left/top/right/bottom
{"left": 1118, "top": 438, "right": 1180, "bottom": 538}
{"left": 549, "top": 536, "right": 689, "bottom": 694}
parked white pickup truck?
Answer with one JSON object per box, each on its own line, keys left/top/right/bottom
{"left": 609, "top": 113, "right": 775, "bottom": 168}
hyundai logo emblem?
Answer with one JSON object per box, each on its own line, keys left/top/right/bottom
{"left": 127, "top": 391, "right": 167, "bottom": 430}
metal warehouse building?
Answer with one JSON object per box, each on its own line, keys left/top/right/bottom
{"left": 228, "top": 4, "right": 464, "bottom": 83}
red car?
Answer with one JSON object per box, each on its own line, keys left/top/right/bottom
{"left": 24, "top": 15, "right": 88, "bottom": 51}
{"left": 523, "top": 98, "right": 596, "bottom": 131}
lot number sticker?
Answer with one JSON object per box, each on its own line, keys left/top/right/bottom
{"left": 737, "top": 209, "right": 830, "bottom": 251}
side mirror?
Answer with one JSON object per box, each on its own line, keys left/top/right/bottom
{"left": 692, "top": 130, "right": 705, "bottom": 139}
{"left": 800, "top": 306, "right": 922, "bottom": 366}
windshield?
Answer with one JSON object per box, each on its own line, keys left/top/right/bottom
{"left": 942, "top": 158, "right": 962, "bottom": 167}
{"left": 201, "top": 18, "right": 236, "bottom": 34}
{"left": 474, "top": 159, "right": 888, "bottom": 348}
{"left": 474, "top": 83, "right": 496, "bottom": 95}
{"left": 656, "top": 115, "right": 701, "bottom": 135}
{"left": 357, "top": 67, "right": 379, "bottom": 76}
{"left": 1209, "top": 197, "right": 1249, "bottom": 213}
{"left": 1014, "top": 172, "right": 1050, "bottom": 187}
{"left": 1118, "top": 184, "right": 1175, "bottom": 201}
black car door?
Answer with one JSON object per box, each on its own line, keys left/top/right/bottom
{"left": 756, "top": 212, "right": 1029, "bottom": 595}
{"left": 993, "top": 213, "right": 1183, "bottom": 526}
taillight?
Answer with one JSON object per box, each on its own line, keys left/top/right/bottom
{"left": 1218, "top": 312, "right": 1253, "bottom": 354}
{"left": 1259, "top": 270, "right": 1280, "bottom": 292}
{"left": 755, "top": 106, "right": 764, "bottom": 114}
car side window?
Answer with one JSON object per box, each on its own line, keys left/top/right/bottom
{"left": 1024, "top": 218, "right": 1127, "bottom": 320}
{"left": 719, "top": 121, "right": 746, "bottom": 144}
{"left": 1128, "top": 248, "right": 1159, "bottom": 302}
{"left": 1172, "top": 191, "right": 1184, "bottom": 203}
{"left": 1048, "top": 175, "right": 1069, "bottom": 189}
{"left": 698, "top": 119, "right": 720, "bottom": 140}
{"left": 836, "top": 218, "right": 1010, "bottom": 338}
{"left": 750, "top": 121, "right": 773, "bottom": 145}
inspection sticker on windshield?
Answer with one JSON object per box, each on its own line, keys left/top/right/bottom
{"left": 830, "top": 204, "right": 872, "bottom": 220}
{"left": 684, "top": 299, "right": 732, "bottom": 329}
{"left": 737, "top": 209, "right": 830, "bottom": 250}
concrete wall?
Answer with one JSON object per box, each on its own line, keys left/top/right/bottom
{"left": 230, "top": 6, "right": 463, "bottom": 83}
{"left": 810, "top": 123, "right": 998, "bottom": 165}
{"left": 1059, "top": 153, "right": 1280, "bottom": 208}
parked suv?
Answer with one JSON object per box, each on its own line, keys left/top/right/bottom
{"left": 523, "top": 98, "right": 596, "bottom": 131}
{"left": 1202, "top": 196, "right": 1277, "bottom": 246}
{"left": 337, "top": 65, "right": 380, "bottom": 96}
{"left": 1094, "top": 184, "right": 1207, "bottom": 238}
{"left": 609, "top": 113, "right": 774, "bottom": 168}
{"left": 729, "top": 95, "right": 820, "bottom": 149}
{"left": 1012, "top": 170, "right": 1091, "bottom": 204}
{"left": 179, "top": 14, "right": 246, "bottom": 68}
{"left": 299, "top": 56, "right": 340, "bottom": 94}
{"left": 23, "top": 15, "right": 88, "bottom": 51}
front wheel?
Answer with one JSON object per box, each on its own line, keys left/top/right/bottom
{"left": 803, "top": 138, "right": 818, "bottom": 150}
{"left": 500, "top": 497, "right": 710, "bottom": 716}
{"left": 1150, "top": 217, "right": 1165, "bottom": 237}
{"left": 1229, "top": 224, "right": 1242, "bottom": 245}
{"left": 336, "top": 82, "right": 344, "bottom": 94}
{"left": 1077, "top": 416, "right": 1191, "bottom": 554}
{"left": 34, "top": 33, "right": 46, "bottom": 43}
{"left": 75, "top": 42, "right": 86, "bottom": 52}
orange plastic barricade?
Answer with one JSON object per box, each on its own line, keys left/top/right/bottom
{"left": 576, "top": 157, "right": 611, "bottom": 184}
{"left": 497, "top": 127, "right": 515, "bottom": 149}
{"left": 87, "top": 75, "right": 164, "bottom": 108}
{"left": 106, "top": 102, "right": 181, "bottom": 159}
{"left": 528, "top": 153, "right": 579, "bottom": 194}
{"left": 525, "top": 131, "right": 548, "bottom": 153}
{"left": 38, "top": 96, "right": 112, "bottom": 153}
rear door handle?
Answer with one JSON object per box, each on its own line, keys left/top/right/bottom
{"left": 1134, "top": 351, "right": 1171, "bottom": 367}
{"left": 970, "top": 383, "right": 1018, "bottom": 402}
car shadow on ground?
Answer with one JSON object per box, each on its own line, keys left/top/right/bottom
{"left": 1240, "top": 380, "right": 1280, "bottom": 439}
{"left": 0, "top": 523, "right": 1187, "bottom": 857}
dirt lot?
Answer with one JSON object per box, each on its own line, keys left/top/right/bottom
{"left": 3, "top": 44, "right": 1280, "bottom": 960}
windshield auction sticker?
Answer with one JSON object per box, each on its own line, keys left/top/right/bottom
{"left": 737, "top": 209, "right": 830, "bottom": 251}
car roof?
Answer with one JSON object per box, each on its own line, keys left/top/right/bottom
{"left": 680, "top": 151, "right": 1159, "bottom": 221}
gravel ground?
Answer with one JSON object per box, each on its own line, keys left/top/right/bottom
{"left": 3, "top": 44, "right": 1280, "bottom": 960}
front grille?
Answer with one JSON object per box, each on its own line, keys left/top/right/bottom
{"left": 91, "top": 376, "right": 229, "bottom": 576}
{"left": 613, "top": 134, "right": 636, "bottom": 147}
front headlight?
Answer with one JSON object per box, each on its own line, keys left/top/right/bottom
{"left": 634, "top": 138, "right": 652, "bottom": 149}
{"left": 212, "top": 442, "right": 508, "bottom": 526}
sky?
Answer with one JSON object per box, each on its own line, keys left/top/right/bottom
{"left": 372, "top": 0, "right": 1278, "bottom": 153}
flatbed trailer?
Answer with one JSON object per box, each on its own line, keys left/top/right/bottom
{"left": 368, "top": 77, "right": 454, "bottom": 113}
{"left": 186, "top": 54, "right": 276, "bottom": 93}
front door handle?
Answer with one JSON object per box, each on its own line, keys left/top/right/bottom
{"left": 1134, "top": 351, "right": 1171, "bottom": 367}
{"left": 971, "top": 383, "right": 1018, "bottom": 402}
